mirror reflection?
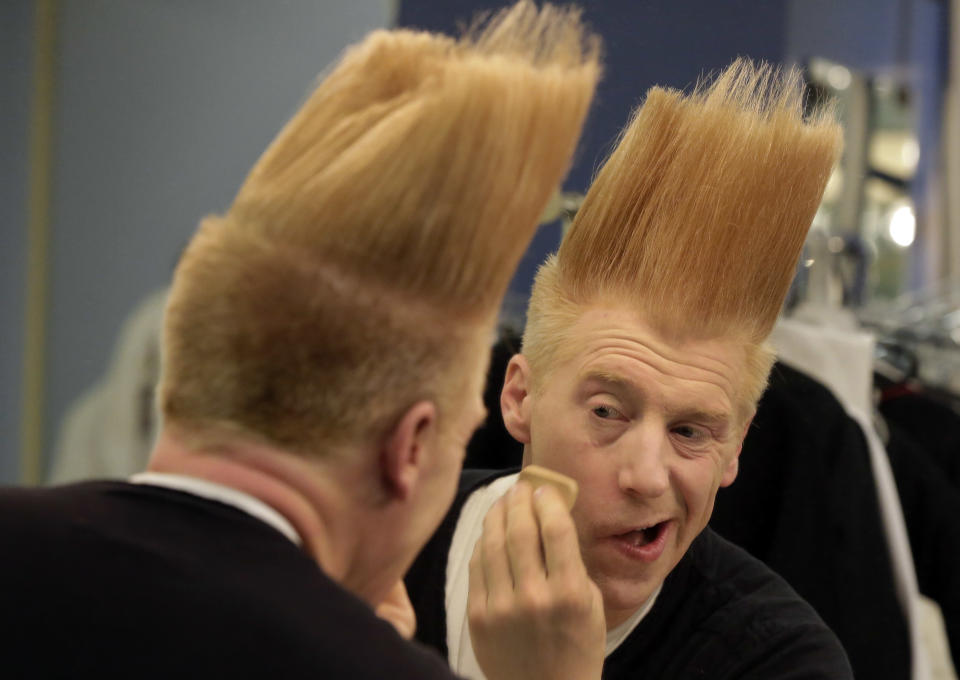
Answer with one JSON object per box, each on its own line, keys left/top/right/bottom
{"left": 3, "top": 2, "right": 957, "bottom": 679}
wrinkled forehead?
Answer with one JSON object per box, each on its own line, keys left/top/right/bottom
{"left": 543, "top": 305, "right": 752, "bottom": 413}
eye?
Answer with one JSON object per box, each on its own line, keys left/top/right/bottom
{"left": 672, "top": 424, "right": 708, "bottom": 441}
{"left": 591, "top": 404, "right": 622, "bottom": 420}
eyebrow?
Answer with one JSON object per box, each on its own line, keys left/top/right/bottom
{"left": 579, "top": 370, "right": 633, "bottom": 394}
{"left": 672, "top": 409, "right": 731, "bottom": 430}
{"left": 579, "top": 370, "right": 732, "bottom": 429}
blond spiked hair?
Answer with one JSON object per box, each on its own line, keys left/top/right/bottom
{"left": 160, "top": 1, "right": 600, "bottom": 453}
{"left": 524, "top": 59, "right": 842, "bottom": 409}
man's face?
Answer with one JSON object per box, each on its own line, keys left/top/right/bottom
{"left": 503, "top": 307, "right": 748, "bottom": 627}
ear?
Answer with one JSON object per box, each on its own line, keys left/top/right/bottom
{"left": 380, "top": 400, "right": 437, "bottom": 502}
{"left": 501, "top": 354, "right": 534, "bottom": 445}
{"left": 720, "top": 413, "right": 755, "bottom": 487}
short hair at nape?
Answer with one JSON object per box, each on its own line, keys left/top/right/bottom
{"left": 524, "top": 58, "right": 842, "bottom": 408}
{"left": 160, "top": 1, "right": 601, "bottom": 453}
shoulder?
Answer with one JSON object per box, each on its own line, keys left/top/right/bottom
{"left": 0, "top": 484, "right": 461, "bottom": 678}
{"left": 0, "top": 480, "right": 130, "bottom": 536}
{"left": 681, "top": 529, "right": 853, "bottom": 678}
{"left": 607, "top": 528, "right": 852, "bottom": 679}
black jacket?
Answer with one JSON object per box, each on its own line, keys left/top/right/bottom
{"left": 0, "top": 481, "right": 458, "bottom": 679}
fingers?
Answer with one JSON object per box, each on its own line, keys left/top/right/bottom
{"left": 504, "top": 482, "right": 548, "bottom": 589}
{"left": 471, "top": 479, "right": 583, "bottom": 615}
{"left": 532, "top": 483, "right": 586, "bottom": 582}
{"left": 468, "top": 479, "right": 607, "bottom": 680}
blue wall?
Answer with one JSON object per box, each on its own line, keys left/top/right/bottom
{"left": 0, "top": 0, "right": 33, "bottom": 484}
{"left": 2, "top": 1, "right": 395, "bottom": 484}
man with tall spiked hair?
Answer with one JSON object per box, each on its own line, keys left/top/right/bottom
{"left": 0, "top": 3, "right": 607, "bottom": 678}
{"left": 406, "top": 59, "right": 855, "bottom": 678}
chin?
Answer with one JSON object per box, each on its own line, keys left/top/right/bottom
{"left": 596, "top": 571, "right": 662, "bottom": 618}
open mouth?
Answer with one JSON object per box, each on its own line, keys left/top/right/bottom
{"left": 609, "top": 520, "right": 671, "bottom": 562}
{"left": 621, "top": 522, "right": 665, "bottom": 547}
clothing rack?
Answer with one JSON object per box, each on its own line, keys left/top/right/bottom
{"left": 858, "top": 281, "right": 960, "bottom": 394}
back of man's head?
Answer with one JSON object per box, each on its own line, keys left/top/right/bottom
{"left": 159, "top": 1, "right": 601, "bottom": 454}
{"left": 523, "top": 58, "right": 842, "bottom": 412}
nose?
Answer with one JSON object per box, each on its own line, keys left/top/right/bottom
{"left": 616, "top": 422, "right": 671, "bottom": 499}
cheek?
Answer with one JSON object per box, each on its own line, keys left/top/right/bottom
{"left": 674, "top": 459, "right": 725, "bottom": 519}
{"left": 530, "top": 418, "right": 594, "bottom": 479}
{"left": 532, "top": 435, "right": 613, "bottom": 520}
{"left": 529, "top": 403, "right": 574, "bottom": 465}
{"left": 528, "top": 402, "right": 619, "bottom": 513}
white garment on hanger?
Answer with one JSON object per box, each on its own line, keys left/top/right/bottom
{"left": 770, "top": 316, "right": 874, "bottom": 415}
{"left": 49, "top": 289, "right": 168, "bottom": 484}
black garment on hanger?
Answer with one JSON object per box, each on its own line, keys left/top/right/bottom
{"left": 885, "top": 422, "right": 960, "bottom": 665}
{"left": 879, "top": 381, "right": 960, "bottom": 492}
{"left": 711, "top": 362, "right": 910, "bottom": 680}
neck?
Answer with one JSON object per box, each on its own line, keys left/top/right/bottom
{"left": 605, "top": 585, "right": 661, "bottom": 630}
{"left": 606, "top": 606, "right": 636, "bottom": 630}
{"left": 148, "top": 426, "right": 371, "bottom": 591}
